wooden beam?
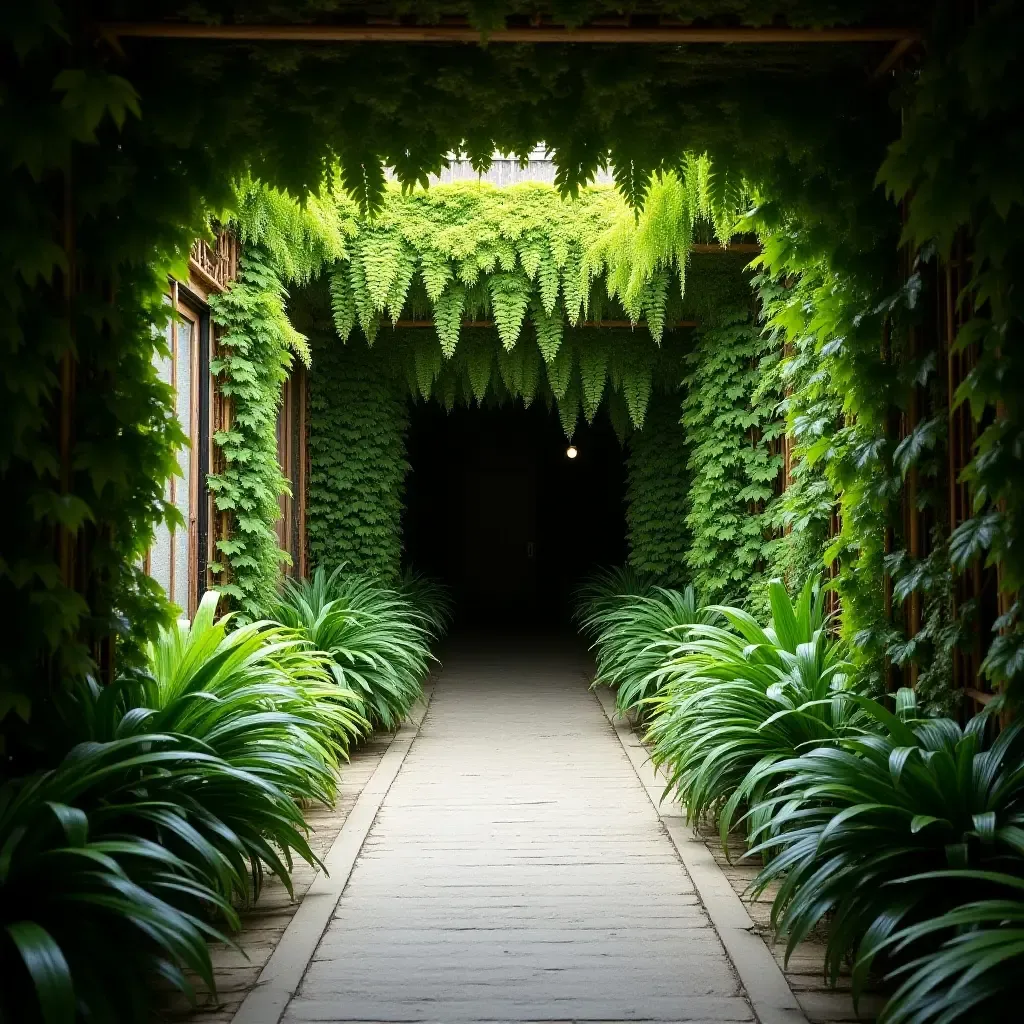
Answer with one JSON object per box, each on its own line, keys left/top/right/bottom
{"left": 691, "top": 243, "right": 760, "bottom": 253}
{"left": 391, "top": 319, "right": 698, "bottom": 328}
{"left": 101, "top": 22, "right": 920, "bottom": 46}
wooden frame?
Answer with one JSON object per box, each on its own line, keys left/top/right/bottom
{"left": 102, "top": 22, "right": 920, "bottom": 46}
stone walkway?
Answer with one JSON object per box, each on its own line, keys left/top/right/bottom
{"left": 275, "top": 641, "right": 761, "bottom": 1023}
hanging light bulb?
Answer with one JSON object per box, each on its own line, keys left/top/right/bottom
{"left": 566, "top": 445, "right": 578, "bottom": 459}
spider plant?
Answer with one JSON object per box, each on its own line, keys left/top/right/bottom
{"left": 71, "top": 591, "right": 367, "bottom": 904}
{"left": 1, "top": 744, "right": 237, "bottom": 1023}
{"left": 747, "top": 691, "right": 1024, "bottom": 999}
{"left": 869, "top": 870, "right": 1024, "bottom": 1024}
{"left": 585, "top": 586, "right": 716, "bottom": 716}
{"left": 398, "top": 568, "right": 454, "bottom": 639}
{"left": 646, "top": 576, "right": 860, "bottom": 850}
{"left": 268, "top": 566, "right": 433, "bottom": 731}
{"left": 573, "top": 565, "right": 656, "bottom": 638}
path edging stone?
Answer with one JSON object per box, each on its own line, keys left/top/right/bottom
{"left": 230, "top": 681, "right": 434, "bottom": 1024}
{"left": 593, "top": 682, "right": 808, "bottom": 1024}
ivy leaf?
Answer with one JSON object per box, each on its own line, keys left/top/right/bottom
{"left": 894, "top": 416, "right": 942, "bottom": 478}
{"left": 950, "top": 512, "right": 1002, "bottom": 570}
{"left": 53, "top": 69, "right": 140, "bottom": 141}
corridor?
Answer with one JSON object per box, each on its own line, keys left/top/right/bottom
{"left": 278, "top": 642, "right": 753, "bottom": 1023}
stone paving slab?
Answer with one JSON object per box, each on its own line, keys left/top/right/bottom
{"left": 277, "top": 641, "right": 757, "bottom": 1024}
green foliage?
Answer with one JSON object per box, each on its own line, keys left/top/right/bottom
{"left": 749, "top": 692, "right": 1024, "bottom": 1009}
{"left": 306, "top": 335, "right": 410, "bottom": 578}
{"left": 1, "top": 768, "right": 234, "bottom": 1024}
{"left": 754, "top": 272, "right": 835, "bottom": 596}
{"left": 680, "top": 265, "right": 783, "bottom": 604}
{"left": 625, "top": 390, "right": 691, "bottom": 582}
{"left": 328, "top": 178, "right": 740, "bottom": 350}
{"left": 573, "top": 565, "right": 656, "bottom": 638}
{"left": 647, "top": 577, "right": 860, "bottom": 848}
{"left": 584, "top": 586, "right": 715, "bottom": 717}
{"left": 398, "top": 568, "right": 454, "bottom": 640}
{"left": 1, "top": 591, "right": 354, "bottom": 1022}
{"left": 267, "top": 566, "right": 432, "bottom": 731}
{"left": 879, "top": 1, "right": 1024, "bottom": 701}
{"left": 1, "top": 11, "right": 220, "bottom": 760}
{"left": 870, "top": 872, "right": 1024, "bottom": 1024}
{"left": 208, "top": 249, "right": 297, "bottom": 620}
{"left": 585, "top": 158, "right": 748, "bottom": 316}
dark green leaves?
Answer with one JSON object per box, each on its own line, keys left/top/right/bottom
{"left": 5, "top": 921, "right": 74, "bottom": 1024}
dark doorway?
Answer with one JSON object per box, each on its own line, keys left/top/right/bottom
{"left": 403, "top": 401, "right": 627, "bottom": 629}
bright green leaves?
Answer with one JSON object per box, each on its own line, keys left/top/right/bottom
{"left": 577, "top": 335, "right": 609, "bottom": 422}
{"left": 329, "top": 269, "right": 356, "bottom": 340}
{"left": 680, "top": 268, "right": 783, "bottom": 605}
{"left": 306, "top": 338, "right": 408, "bottom": 579}
{"left": 488, "top": 273, "right": 530, "bottom": 350}
{"left": 433, "top": 285, "right": 466, "bottom": 357}
{"left": 625, "top": 391, "right": 691, "bottom": 581}
{"left": 208, "top": 248, "right": 293, "bottom": 620}
{"left": 532, "top": 298, "right": 564, "bottom": 363}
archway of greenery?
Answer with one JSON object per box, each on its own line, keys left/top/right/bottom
{"left": 3, "top": 3, "right": 1024, "bottom": 1020}
{"left": 251, "top": 181, "right": 773, "bottom": 634}
{"left": 3, "top": 0, "right": 1021, "bottom": 758}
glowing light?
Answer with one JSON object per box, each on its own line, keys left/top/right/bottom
{"left": 566, "top": 445, "right": 578, "bottom": 459}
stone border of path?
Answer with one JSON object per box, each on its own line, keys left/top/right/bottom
{"left": 594, "top": 684, "right": 808, "bottom": 1024}
{"left": 230, "top": 682, "right": 435, "bottom": 1024}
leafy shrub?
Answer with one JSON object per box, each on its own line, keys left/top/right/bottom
{"left": 1, "top": 741, "right": 237, "bottom": 1023}
{"left": 398, "top": 568, "right": 454, "bottom": 640}
{"left": 1, "top": 592, "right": 370, "bottom": 1022}
{"left": 82, "top": 592, "right": 366, "bottom": 902}
{"left": 869, "top": 870, "right": 1024, "bottom": 1024}
{"left": 584, "top": 585, "right": 715, "bottom": 716}
{"left": 749, "top": 692, "right": 1024, "bottom": 1006}
{"left": 647, "top": 577, "right": 859, "bottom": 847}
{"left": 268, "top": 565, "right": 433, "bottom": 731}
{"left": 573, "top": 565, "right": 655, "bottom": 639}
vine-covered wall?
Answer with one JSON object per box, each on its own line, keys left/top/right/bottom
{"left": 208, "top": 248, "right": 298, "bottom": 618}
{"left": 680, "top": 259, "right": 782, "bottom": 606}
{"left": 306, "top": 335, "right": 410, "bottom": 579}
{"left": 625, "top": 389, "right": 690, "bottom": 584}
{"left": 7, "top": 1, "right": 1019, "bottom": 764}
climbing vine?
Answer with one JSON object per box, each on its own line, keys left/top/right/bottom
{"left": 5, "top": 0, "right": 1020, "bottom": 766}
{"left": 625, "top": 389, "right": 691, "bottom": 585}
{"left": 680, "top": 262, "right": 783, "bottom": 605}
{"left": 205, "top": 180, "right": 349, "bottom": 620}
{"left": 879, "top": 0, "right": 1024, "bottom": 702}
{"left": 306, "top": 334, "right": 410, "bottom": 579}
{"left": 207, "top": 248, "right": 297, "bottom": 619}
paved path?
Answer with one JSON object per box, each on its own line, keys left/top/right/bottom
{"left": 283, "top": 641, "right": 752, "bottom": 1023}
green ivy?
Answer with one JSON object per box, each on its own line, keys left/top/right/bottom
{"left": 879, "top": 0, "right": 1024, "bottom": 701}
{"left": 625, "top": 390, "right": 691, "bottom": 585}
{"left": 208, "top": 248, "right": 297, "bottom": 619}
{"left": 306, "top": 335, "right": 409, "bottom": 579}
{"left": 680, "top": 262, "right": 783, "bottom": 605}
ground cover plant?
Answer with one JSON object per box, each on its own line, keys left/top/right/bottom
{"left": 2, "top": 591, "right": 367, "bottom": 1022}
{"left": 267, "top": 565, "right": 434, "bottom": 732}
{"left": 646, "top": 577, "right": 861, "bottom": 849}
{"left": 747, "top": 691, "right": 1024, "bottom": 1021}
{"left": 574, "top": 565, "right": 656, "bottom": 639}
{"left": 580, "top": 583, "right": 715, "bottom": 718}
{"left": 398, "top": 568, "right": 455, "bottom": 641}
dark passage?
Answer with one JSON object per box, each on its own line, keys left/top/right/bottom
{"left": 403, "top": 401, "right": 627, "bottom": 628}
